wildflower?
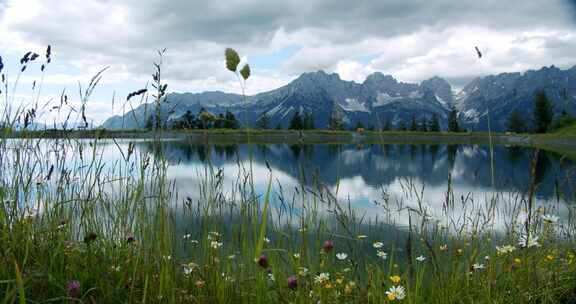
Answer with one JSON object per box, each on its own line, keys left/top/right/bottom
{"left": 265, "top": 237, "right": 271, "bottom": 244}
{"left": 484, "top": 255, "right": 490, "bottom": 260}
{"left": 373, "top": 242, "right": 384, "bottom": 249}
{"left": 385, "top": 285, "right": 406, "bottom": 301}
{"left": 67, "top": 280, "right": 81, "bottom": 299}
{"left": 257, "top": 255, "right": 269, "bottom": 268}
{"left": 195, "top": 280, "right": 205, "bottom": 289}
{"left": 336, "top": 253, "right": 348, "bottom": 260}
{"left": 345, "top": 281, "right": 356, "bottom": 294}
{"left": 111, "top": 265, "right": 121, "bottom": 272}
{"left": 456, "top": 248, "right": 463, "bottom": 256}
{"left": 542, "top": 214, "right": 559, "bottom": 224}
{"left": 210, "top": 241, "right": 223, "bottom": 249}
{"left": 546, "top": 255, "right": 555, "bottom": 261}
{"left": 377, "top": 250, "right": 387, "bottom": 259}
{"left": 416, "top": 255, "right": 426, "bottom": 262}
{"left": 298, "top": 267, "right": 309, "bottom": 276}
{"left": 287, "top": 275, "right": 298, "bottom": 290}
{"left": 182, "top": 234, "right": 192, "bottom": 240}
{"left": 163, "top": 255, "right": 172, "bottom": 261}
{"left": 439, "top": 244, "right": 448, "bottom": 251}
{"left": 496, "top": 245, "right": 516, "bottom": 255}
{"left": 389, "top": 275, "right": 401, "bottom": 284}
{"left": 293, "top": 253, "right": 300, "bottom": 259}
{"left": 268, "top": 272, "right": 275, "bottom": 282}
{"left": 518, "top": 234, "right": 540, "bottom": 248}
{"left": 314, "top": 273, "right": 330, "bottom": 285}
{"left": 183, "top": 266, "right": 193, "bottom": 276}
{"left": 190, "top": 240, "right": 199, "bottom": 245}
{"left": 323, "top": 240, "right": 334, "bottom": 253}
{"left": 207, "top": 231, "right": 220, "bottom": 241}
{"left": 472, "top": 263, "right": 485, "bottom": 271}
{"left": 514, "top": 258, "right": 522, "bottom": 265}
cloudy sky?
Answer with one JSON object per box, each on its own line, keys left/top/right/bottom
{"left": 1, "top": 0, "right": 575, "bottom": 124}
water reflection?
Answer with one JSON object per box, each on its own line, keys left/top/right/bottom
{"left": 84, "top": 140, "right": 573, "bottom": 230}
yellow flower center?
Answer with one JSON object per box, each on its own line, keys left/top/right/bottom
{"left": 387, "top": 293, "right": 397, "bottom": 301}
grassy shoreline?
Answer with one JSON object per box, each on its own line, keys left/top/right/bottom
{"left": 8, "top": 129, "right": 576, "bottom": 157}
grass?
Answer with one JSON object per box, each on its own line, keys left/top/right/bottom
{"left": 1, "top": 48, "right": 576, "bottom": 303}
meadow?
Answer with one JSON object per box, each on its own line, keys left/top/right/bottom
{"left": 0, "top": 48, "right": 575, "bottom": 303}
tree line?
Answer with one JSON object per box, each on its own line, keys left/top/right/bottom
{"left": 506, "top": 90, "right": 575, "bottom": 134}
{"left": 165, "top": 90, "right": 573, "bottom": 133}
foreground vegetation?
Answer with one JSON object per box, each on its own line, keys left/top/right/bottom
{"left": 1, "top": 47, "right": 575, "bottom": 303}
{"left": 1, "top": 133, "right": 575, "bottom": 303}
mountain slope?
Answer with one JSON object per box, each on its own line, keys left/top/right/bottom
{"left": 457, "top": 65, "right": 576, "bottom": 131}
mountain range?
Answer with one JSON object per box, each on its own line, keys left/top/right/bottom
{"left": 102, "top": 65, "right": 576, "bottom": 132}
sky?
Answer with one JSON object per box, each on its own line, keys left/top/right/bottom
{"left": 0, "top": 0, "right": 576, "bottom": 125}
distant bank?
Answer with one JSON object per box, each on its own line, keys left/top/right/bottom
{"left": 5, "top": 129, "right": 575, "bottom": 154}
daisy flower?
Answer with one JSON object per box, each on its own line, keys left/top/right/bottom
{"left": 377, "top": 250, "right": 387, "bottom": 259}
{"left": 336, "top": 253, "right": 348, "bottom": 260}
{"left": 385, "top": 285, "right": 406, "bottom": 301}
{"left": 416, "top": 255, "right": 426, "bottom": 262}
{"left": 373, "top": 242, "right": 384, "bottom": 249}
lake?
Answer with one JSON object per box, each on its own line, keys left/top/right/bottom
{"left": 97, "top": 139, "right": 573, "bottom": 231}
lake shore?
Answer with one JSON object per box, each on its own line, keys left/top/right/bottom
{"left": 9, "top": 129, "right": 576, "bottom": 153}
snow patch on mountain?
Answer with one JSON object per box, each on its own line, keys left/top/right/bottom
{"left": 340, "top": 98, "right": 370, "bottom": 112}
{"left": 374, "top": 92, "right": 402, "bottom": 107}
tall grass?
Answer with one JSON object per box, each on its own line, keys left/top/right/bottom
{"left": 0, "top": 48, "right": 575, "bottom": 303}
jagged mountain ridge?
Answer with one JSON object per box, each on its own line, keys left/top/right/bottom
{"left": 102, "top": 65, "right": 576, "bottom": 131}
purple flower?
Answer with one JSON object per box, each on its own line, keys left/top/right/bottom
{"left": 67, "top": 280, "right": 81, "bottom": 299}
{"left": 323, "top": 240, "right": 334, "bottom": 253}
{"left": 257, "top": 255, "right": 269, "bottom": 268}
{"left": 287, "top": 275, "right": 298, "bottom": 290}
{"left": 84, "top": 232, "right": 97, "bottom": 244}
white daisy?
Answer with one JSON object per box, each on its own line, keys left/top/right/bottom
{"left": 314, "top": 272, "right": 330, "bottom": 284}
{"left": 385, "top": 285, "right": 406, "bottom": 300}
{"left": 518, "top": 234, "right": 540, "bottom": 248}
{"left": 336, "top": 253, "right": 348, "bottom": 260}
{"left": 210, "top": 241, "right": 223, "bottom": 249}
{"left": 373, "top": 242, "right": 384, "bottom": 249}
{"left": 472, "top": 263, "right": 485, "bottom": 271}
{"left": 495, "top": 245, "right": 516, "bottom": 255}
{"left": 377, "top": 250, "right": 387, "bottom": 259}
{"left": 415, "top": 255, "right": 426, "bottom": 262}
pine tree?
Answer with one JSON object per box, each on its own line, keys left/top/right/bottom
{"left": 224, "top": 111, "right": 239, "bottom": 129}
{"left": 533, "top": 90, "right": 553, "bottom": 133}
{"left": 256, "top": 114, "right": 270, "bottom": 129}
{"left": 303, "top": 113, "right": 315, "bottom": 130}
{"left": 409, "top": 114, "right": 418, "bottom": 131}
{"left": 506, "top": 110, "right": 525, "bottom": 133}
{"left": 448, "top": 106, "right": 460, "bottom": 132}
{"left": 328, "top": 108, "right": 344, "bottom": 130}
{"left": 429, "top": 113, "right": 440, "bottom": 132}
{"left": 398, "top": 120, "right": 407, "bottom": 131}
{"left": 419, "top": 117, "right": 428, "bottom": 132}
{"left": 382, "top": 119, "right": 391, "bottom": 131}
{"left": 289, "top": 111, "right": 303, "bottom": 130}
